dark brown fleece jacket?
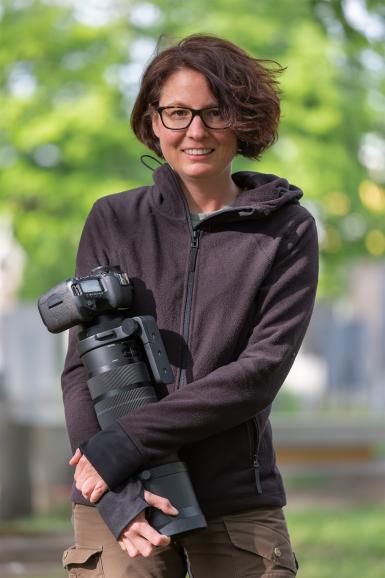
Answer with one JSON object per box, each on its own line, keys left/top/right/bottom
{"left": 62, "top": 163, "right": 318, "bottom": 535}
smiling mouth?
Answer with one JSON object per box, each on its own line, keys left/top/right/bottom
{"left": 183, "top": 148, "right": 214, "bottom": 156}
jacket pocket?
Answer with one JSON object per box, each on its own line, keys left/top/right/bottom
{"left": 223, "top": 508, "right": 297, "bottom": 576}
{"left": 246, "top": 417, "right": 262, "bottom": 494}
{"left": 62, "top": 545, "right": 104, "bottom": 577}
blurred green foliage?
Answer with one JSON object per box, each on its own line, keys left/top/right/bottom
{"left": 287, "top": 505, "right": 385, "bottom": 578}
{"left": 0, "top": 0, "right": 384, "bottom": 298}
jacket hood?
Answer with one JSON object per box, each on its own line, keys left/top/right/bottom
{"left": 151, "top": 163, "right": 303, "bottom": 221}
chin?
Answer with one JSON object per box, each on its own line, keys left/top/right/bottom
{"left": 181, "top": 164, "right": 217, "bottom": 179}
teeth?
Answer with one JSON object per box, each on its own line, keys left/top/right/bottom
{"left": 184, "top": 148, "right": 213, "bottom": 155}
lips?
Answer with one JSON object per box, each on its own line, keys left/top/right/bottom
{"left": 183, "top": 148, "right": 214, "bottom": 156}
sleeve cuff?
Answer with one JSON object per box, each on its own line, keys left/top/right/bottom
{"left": 96, "top": 479, "right": 148, "bottom": 539}
{"left": 80, "top": 422, "right": 146, "bottom": 490}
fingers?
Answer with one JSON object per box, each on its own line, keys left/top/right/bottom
{"left": 135, "top": 521, "right": 170, "bottom": 548}
{"left": 71, "top": 453, "right": 107, "bottom": 502}
{"left": 77, "top": 477, "right": 95, "bottom": 500}
{"left": 89, "top": 480, "right": 108, "bottom": 503}
{"left": 119, "top": 518, "right": 171, "bottom": 558}
{"left": 126, "top": 534, "right": 155, "bottom": 558}
{"left": 121, "top": 538, "right": 139, "bottom": 558}
{"left": 74, "top": 476, "right": 106, "bottom": 502}
{"left": 73, "top": 453, "right": 89, "bottom": 474}
{"left": 144, "top": 491, "right": 179, "bottom": 516}
{"left": 117, "top": 497, "right": 176, "bottom": 558}
{"left": 69, "top": 448, "right": 82, "bottom": 466}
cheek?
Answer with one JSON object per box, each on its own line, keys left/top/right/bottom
{"left": 157, "top": 131, "right": 181, "bottom": 156}
{"left": 151, "top": 119, "right": 175, "bottom": 159}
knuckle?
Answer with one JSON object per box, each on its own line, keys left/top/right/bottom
{"left": 152, "top": 535, "right": 164, "bottom": 546}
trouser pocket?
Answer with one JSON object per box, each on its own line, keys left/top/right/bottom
{"left": 62, "top": 545, "right": 104, "bottom": 577}
{"left": 223, "top": 507, "right": 298, "bottom": 577}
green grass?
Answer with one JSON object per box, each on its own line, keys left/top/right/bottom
{"left": 286, "top": 505, "right": 385, "bottom": 578}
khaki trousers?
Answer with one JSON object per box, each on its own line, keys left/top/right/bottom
{"left": 63, "top": 503, "right": 298, "bottom": 577}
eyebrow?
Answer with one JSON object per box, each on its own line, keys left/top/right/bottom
{"left": 161, "top": 102, "right": 219, "bottom": 109}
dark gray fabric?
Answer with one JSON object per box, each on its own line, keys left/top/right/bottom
{"left": 62, "top": 163, "right": 318, "bottom": 527}
{"left": 96, "top": 478, "right": 147, "bottom": 539}
{"left": 80, "top": 422, "right": 146, "bottom": 490}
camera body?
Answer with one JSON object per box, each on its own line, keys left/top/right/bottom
{"left": 38, "top": 266, "right": 207, "bottom": 537}
{"left": 38, "top": 265, "right": 133, "bottom": 333}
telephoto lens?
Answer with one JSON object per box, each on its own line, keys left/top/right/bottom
{"left": 78, "top": 316, "right": 159, "bottom": 429}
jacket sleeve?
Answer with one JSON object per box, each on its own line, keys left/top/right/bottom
{"left": 96, "top": 479, "right": 148, "bottom": 539}
{"left": 61, "top": 200, "right": 147, "bottom": 537}
{"left": 81, "top": 213, "right": 319, "bottom": 490}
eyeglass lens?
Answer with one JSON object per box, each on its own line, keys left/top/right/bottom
{"left": 159, "top": 107, "right": 229, "bottom": 129}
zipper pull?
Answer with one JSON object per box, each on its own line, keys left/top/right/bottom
{"left": 188, "top": 229, "right": 200, "bottom": 272}
{"left": 253, "top": 455, "right": 263, "bottom": 494}
{"left": 191, "top": 229, "right": 200, "bottom": 248}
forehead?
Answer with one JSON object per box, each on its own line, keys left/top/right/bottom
{"left": 158, "top": 68, "right": 217, "bottom": 107}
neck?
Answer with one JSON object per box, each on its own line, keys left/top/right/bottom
{"left": 178, "top": 171, "right": 240, "bottom": 213}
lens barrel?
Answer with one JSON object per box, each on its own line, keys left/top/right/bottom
{"left": 77, "top": 315, "right": 207, "bottom": 537}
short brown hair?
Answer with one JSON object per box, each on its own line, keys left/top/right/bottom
{"left": 131, "top": 34, "right": 285, "bottom": 160}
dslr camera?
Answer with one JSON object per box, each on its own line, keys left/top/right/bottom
{"left": 38, "top": 265, "right": 206, "bottom": 537}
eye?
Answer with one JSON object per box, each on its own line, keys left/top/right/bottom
{"left": 168, "top": 108, "right": 190, "bottom": 118}
{"left": 206, "top": 108, "right": 223, "bottom": 119}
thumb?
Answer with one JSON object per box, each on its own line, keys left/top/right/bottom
{"left": 144, "top": 490, "right": 179, "bottom": 516}
{"left": 69, "top": 448, "right": 82, "bottom": 466}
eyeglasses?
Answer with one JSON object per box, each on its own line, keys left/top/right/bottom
{"left": 156, "top": 106, "right": 231, "bottom": 130}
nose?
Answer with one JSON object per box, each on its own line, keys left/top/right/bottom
{"left": 186, "top": 114, "right": 208, "bottom": 139}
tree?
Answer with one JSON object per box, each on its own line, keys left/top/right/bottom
{"left": 0, "top": 0, "right": 153, "bottom": 297}
{"left": 0, "top": 0, "right": 384, "bottom": 298}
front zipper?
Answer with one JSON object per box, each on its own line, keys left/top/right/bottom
{"left": 177, "top": 228, "right": 201, "bottom": 388}
{"left": 164, "top": 165, "right": 202, "bottom": 390}
{"left": 164, "top": 167, "right": 257, "bottom": 390}
{"left": 247, "top": 417, "right": 262, "bottom": 494}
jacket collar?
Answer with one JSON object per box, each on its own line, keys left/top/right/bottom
{"left": 151, "top": 163, "right": 303, "bottom": 222}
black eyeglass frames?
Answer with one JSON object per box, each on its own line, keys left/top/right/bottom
{"left": 156, "top": 106, "right": 231, "bottom": 130}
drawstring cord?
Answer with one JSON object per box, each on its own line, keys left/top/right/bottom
{"left": 140, "top": 155, "right": 163, "bottom": 171}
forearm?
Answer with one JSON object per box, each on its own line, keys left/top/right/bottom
{"left": 80, "top": 338, "right": 305, "bottom": 488}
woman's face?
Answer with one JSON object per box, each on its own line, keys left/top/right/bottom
{"left": 151, "top": 68, "right": 238, "bottom": 186}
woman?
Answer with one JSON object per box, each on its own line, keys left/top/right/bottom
{"left": 62, "top": 34, "right": 318, "bottom": 577}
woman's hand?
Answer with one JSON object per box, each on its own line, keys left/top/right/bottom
{"left": 118, "top": 490, "right": 179, "bottom": 558}
{"left": 69, "top": 448, "right": 108, "bottom": 503}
